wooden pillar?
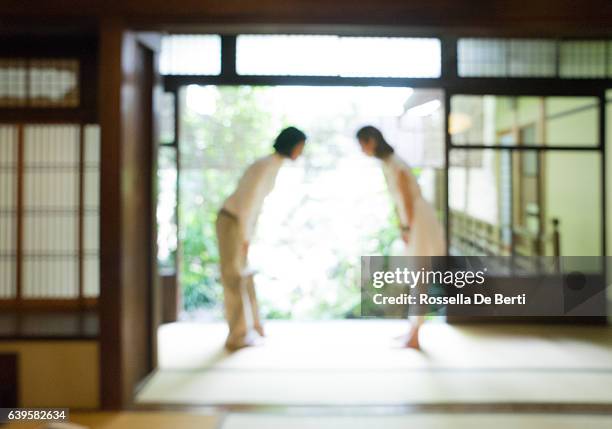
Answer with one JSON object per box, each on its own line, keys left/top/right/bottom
{"left": 99, "top": 17, "right": 125, "bottom": 410}
{"left": 99, "top": 19, "right": 161, "bottom": 409}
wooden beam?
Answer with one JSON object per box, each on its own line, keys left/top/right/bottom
{"left": 0, "top": 298, "right": 97, "bottom": 310}
{"left": 0, "top": 1, "right": 611, "bottom": 36}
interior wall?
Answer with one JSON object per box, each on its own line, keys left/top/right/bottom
{"left": 493, "top": 97, "right": 603, "bottom": 255}
{"left": 0, "top": 342, "right": 99, "bottom": 408}
{"left": 545, "top": 152, "right": 601, "bottom": 256}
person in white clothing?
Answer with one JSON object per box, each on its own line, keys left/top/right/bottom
{"left": 216, "top": 126, "right": 306, "bottom": 350}
{"left": 356, "top": 125, "right": 446, "bottom": 349}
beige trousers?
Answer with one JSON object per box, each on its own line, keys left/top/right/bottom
{"left": 215, "top": 210, "right": 262, "bottom": 347}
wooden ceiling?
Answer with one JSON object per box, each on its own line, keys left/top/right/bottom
{"left": 0, "top": 0, "right": 610, "bottom": 37}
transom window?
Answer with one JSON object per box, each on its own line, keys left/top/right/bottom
{"left": 236, "top": 35, "right": 441, "bottom": 78}
{"left": 458, "top": 38, "right": 612, "bottom": 78}
{"left": 0, "top": 58, "right": 80, "bottom": 107}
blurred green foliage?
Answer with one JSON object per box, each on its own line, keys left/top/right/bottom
{"left": 179, "top": 86, "right": 274, "bottom": 312}
{"left": 179, "top": 86, "right": 400, "bottom": 319}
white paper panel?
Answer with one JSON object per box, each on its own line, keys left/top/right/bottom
{"left": 0, "top": 170, "right": 15, "bottom": 211}
{"left": 83, "top": 124, "right": 100, "bottom": 297}
{"left": 22, "top": 125, "right": 80, "bottom": 299}
{"left": 83, "top": 213, "right": 99, "bottom": 252}
{"left": 83, "top": 255, "right": 99, "bottom": 298}
{"left": 23, "top": 170, "right": 78, "bottom": 209}
{"left": 84, "top": 125, "right": 100, "bottom": 165}
{"left": 0, "top": 125, "right": 16, "bottom": 298}
{"left": 0, "top": 58, "right": 79, "bottom": 107}
{"left": 160, "top": 35, "right": 222, "bottom": 75}
{"left": 22, "top": 258, "right": 78, "bottom": 298}
{"left": 23, "top": 214, "right": 78, "bottom": 253}
{"left": 84, "top": 125, "right": 100, "bottom": 210}
{"left": 0, "top": 258, "right": 15, "bottom": 298}
{"left": 0, "top": 126, "right": 16, "bottom": 167}
{"left": 83, "top": 170, "right": 99, "bottom": 209}
{"left": 24, "top": 125, "right": 79, "bottom": 164}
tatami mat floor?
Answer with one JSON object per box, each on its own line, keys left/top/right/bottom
{"left": 222, "top": 413, "right": 612, "bottom": 429}
{"left": 136, "top": 321, "right": 612, "bottom": 406}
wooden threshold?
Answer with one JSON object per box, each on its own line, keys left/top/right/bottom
{"left": 0, "top": 298, "right": 98, "bottom": 310}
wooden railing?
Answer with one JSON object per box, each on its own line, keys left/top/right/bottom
{"left": 450, "top": 210, "right": 561, "bottom": 257}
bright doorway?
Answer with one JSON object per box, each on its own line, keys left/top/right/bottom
{"left": 169, "top": 85, "right": 445, "bottom": 320}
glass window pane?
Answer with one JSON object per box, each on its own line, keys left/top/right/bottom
{"left": 508, "top": 39, "right": 556, "bottom": 77}
{"left": 450, "top": 95, "right": 599, "bottom": 147}
{"left": 0, "top": 59, "right": 27, "bottom": 106}
{"left": 609, "top": 42, "right": 612, "bottom": 78}
{"left": 559, "top": 40, "right": 607, "bottom": 78}
{"left": 459, "top": 38, "right": 612, "bottom": 79}
{"left": 543, "top": 151, "right": 601, "bottom": 256}
{"left": 458, "top": 38, "right": 507, "bottom": 77}
{"left": 157, "top": 146, "right": 177, "bottom": 272}
{"left": 607, "top": 90, "right": 612, "bottom": 257}
{"left": 160, "top": 35, "right": 221, "bottom": 75}
{"left": 29, "top": 59, "right": 79, "bottom": 107}
{"left": 545, "top": 97, "right": 599, "bottom": 146}
{"left": 236, "top": 35, "right": 441, "bottom": 77}
{"left": 458, "top": 38, "right": 556, "bottom": 78}
{"left": 159, "top": 92, "right": 175, "bottom": 145}
{"left": 237, "top": 35, "right": 338, "bottom": 76}
{"left": 338, "top": 37, "right": 440, "bottom": 77}
{"left": 449, "top": 149, "right": 601, "bottom": 256}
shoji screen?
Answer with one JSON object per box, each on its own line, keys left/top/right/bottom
{"left": 0, "top": 126, "right": 17, "bottom": 299}
{"left": 83, "top": 125, "right": 100, "bottom": 298}
{"left": 0, "top": 123, "right": 100, "bottom": 304}
{"left": 23, "top": 125, "right": 80, "bottom": 298}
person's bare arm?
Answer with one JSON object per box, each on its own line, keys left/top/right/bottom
{"left": 396, "top": 170, "right": 415, "bottom": 229}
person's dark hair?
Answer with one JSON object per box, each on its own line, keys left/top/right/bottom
{"left": 356, "top": 125, "right": 394, "bottom": 159}
{"left": 273, "top": 126, "right": 307, "bottom": 157}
